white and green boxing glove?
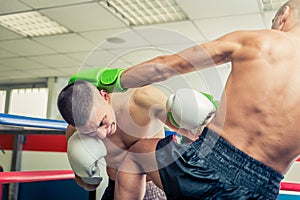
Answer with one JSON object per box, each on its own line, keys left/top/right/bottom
{"left": 166, "top": 88, "right": 218, "bottom": 134}
{"left": 67, "top": 132, "right": 107, "bottom": 185}
{"left": 68, "top": 67, "right": 126, "bottom": 93}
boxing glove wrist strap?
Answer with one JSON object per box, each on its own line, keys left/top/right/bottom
{"left": 68, "top": 68, "right": 127, "bottom": 93}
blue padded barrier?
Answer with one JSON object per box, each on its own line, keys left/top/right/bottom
{"left": 0, "top": 113, "right": 67, "bottom": 130}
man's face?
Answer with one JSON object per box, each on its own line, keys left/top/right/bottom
{"left": 77, "top": 92, "right": 117, "bottom": 139}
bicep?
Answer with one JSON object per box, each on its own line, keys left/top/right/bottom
{"left": 179, "top": 31, "right": 245, "bottom": 70}
{"left": 204, "top": 32, "right": 243, "bottom": 65}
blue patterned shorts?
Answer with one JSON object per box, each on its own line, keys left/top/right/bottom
{"left": 156, "top": 128, "right": 284, "bottom": 200}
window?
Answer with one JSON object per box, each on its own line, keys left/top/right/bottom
{"left": 0, "top": 90, "right": 6, "bottom": 113}
{"left": 9, "top": 88, "right": 48, "bottom": 118}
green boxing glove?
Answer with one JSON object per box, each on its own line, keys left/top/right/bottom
{"left": 68, "top": 68, "right": 127, "bottom": 93}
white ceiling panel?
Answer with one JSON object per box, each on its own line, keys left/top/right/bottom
{"left": 79, "top": 28, "right": 130, "bottom": 45}
{"left": 0, "top": 27, "right": 23, "bottom": 41}
{"left": 66, "top": 50, "right": 131, "bottom": 69}
{"left": 40, "top": 2, "right": 126, "bottom": 32}
{"left": 79, "top": 50, "right": 118, "bottom": 68}
{"left": 108, "top": 48, "right": 164, "bottom": 65}
{"left": 195, "top": 14, "right": 265, "bottom": 40}
{"left": 56, "top": 67, "right": 81, "bottom": 77}
{"left": 0, "top": 57, "right": 48, "bottom": 70}
{"left": 0, "top": 70, "right": 38, "bottom": 79}
{"left": 98, "top": 30, "right": 151, "bottom": 49}
{"left": 106, "top": 59, "right": 131, "bottom": 69}
{"left": 134, "top": 22, "right": 205, "bottom": 45}
{"left": 135, "top": 25, "right": 200, "bottom": 45}
{"left": 176, "top": 0, "right": 261, "bottom": 20}
{"left": 29, "top": 54, "right": 80, "bottom": 67}
{"left": 0, "top": 48, "right": 17, "bottom": 58}
{"left": 0, "top": 0, "right": 32, "bottom": 15}
{"left": 66, "top": 51, "right": 91, "bottom": 63}
{"left": 33, "top": 33, "right": 95, "bottom": 53}
{"left": 0, "top": 64, "right": 12, "bottom": 72}
{"left": 29, "top": 68, "right": 65, "bottom": 77}
{"left": 20, "top": 0, "right": 94, "bottom": 9}
{"left": 0, "top": 38, "right": 56, "bottom": 56}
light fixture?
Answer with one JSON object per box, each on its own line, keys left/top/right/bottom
{"left": 261, "top": 0, "right": 287, "bottom": 11}
{"left": 106, "top": 37, "right": 126, "bottom": 43}
{"left": 0, "top": 11, "right": 70, "bottom": 37}
{"left": 100, "top": 0, "right": 188, "bottom": 26}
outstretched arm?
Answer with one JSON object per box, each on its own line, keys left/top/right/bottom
{"left": 120, "top": 31, "right": 241, "bottom": 89}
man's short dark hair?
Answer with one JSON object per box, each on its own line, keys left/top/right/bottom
{"left": 57, "top": 80, "right": 97, "bottom": 127}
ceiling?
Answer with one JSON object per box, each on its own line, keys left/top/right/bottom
{"left": 0, "top": 0, "right": 278, "bottom": 85}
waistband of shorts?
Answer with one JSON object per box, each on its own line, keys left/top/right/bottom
{"left": 191, "top": 128, "right": 284, "bottom": 199}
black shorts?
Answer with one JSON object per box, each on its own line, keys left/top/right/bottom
{"left": 156, "top": 128, "right": 284, "bottom": 200}
{"left": 101, "top": 178, "right": 115, "bottom": 200}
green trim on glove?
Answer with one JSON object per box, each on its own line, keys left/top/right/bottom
{"left": 68, "top": 68, "right": 127, "bottom": 93}
{"left": 168, "top": 112, "right": 180, "bottom": 128}
{"left": 200, "top": 92, "right": 219, "bottom": 109}
{"left": 100, "top": 68, "right": 126, "bottom": 92}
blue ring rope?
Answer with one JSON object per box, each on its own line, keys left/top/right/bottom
{"left": 0, "top": 113, "right": 67, "bottom": 130}
{"left": 0, "top": 113, "right": 178, "bottom": 136}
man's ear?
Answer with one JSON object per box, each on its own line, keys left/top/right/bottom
{"left": 280, "top": 5, "right": 290, "bottom": 24}
{"left": 99, "top": 90, "right": 111, "bottom": 102}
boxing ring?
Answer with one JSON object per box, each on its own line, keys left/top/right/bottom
{"left": 0, "top": 113, "right": 300, "bottom": 200}
{"left": 0, "top": 113, "right": 94, "bottom": 200}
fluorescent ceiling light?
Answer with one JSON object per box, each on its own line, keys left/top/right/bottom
{"left": 0, "top": 11, "right": 70, "bottom": 37}
{"left": 101, "top": 0, "right": 188, "bottom": 26}
{"left": 261, "top": 0, "right": 287, "bottom": 11}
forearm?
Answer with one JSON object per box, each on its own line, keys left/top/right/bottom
{"left": 115, "top": 138, "right": 161, "bottom": 199}
{"left": 115, "top": 171, "right": 146, "bottom": 200}
{"left": 115, "top": 152, "right": 146, "bottom": 200}
{"left": 120, "top": 54, "right": 194, "bottom": 89}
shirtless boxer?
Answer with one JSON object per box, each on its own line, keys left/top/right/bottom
{"left": 90, "top": 0, "right": 300, "bottom": 199}
{"left": 57, "top": 79, "right": 217, "bottom": 199}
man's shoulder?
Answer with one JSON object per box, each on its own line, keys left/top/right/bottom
{"left": 131, "top": 85, "right": 162, "bottom": 101}
{"left": 224, "top": 29, "right": 284, "bottom": 50}
{"left": 219, "top": 29, "right": 275, "bottom": 42}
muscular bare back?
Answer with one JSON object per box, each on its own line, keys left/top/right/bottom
{"left": 209, "top": 29, "right": 300, "bottom": 174}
